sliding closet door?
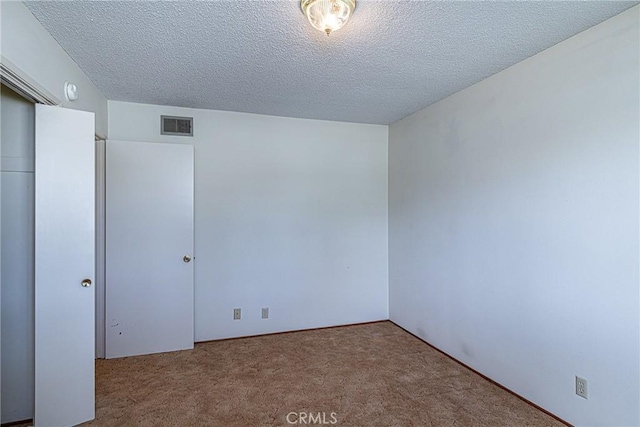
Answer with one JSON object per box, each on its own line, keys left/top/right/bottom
{"left": 106, "top": 140, "right": 194, "bottom": 358}
{"left": 34, "top": 104, "right": 95, "bottom": 426}
{"left": 1, "top": 85, "right": 35, "bottom": 424}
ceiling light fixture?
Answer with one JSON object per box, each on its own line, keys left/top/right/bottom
{"left": 301, "top": 0, "right": 356, "bottom": 36}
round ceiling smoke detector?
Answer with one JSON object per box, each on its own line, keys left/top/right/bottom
{"left": 301, "top": 0, "right": 356, "bottom": 36}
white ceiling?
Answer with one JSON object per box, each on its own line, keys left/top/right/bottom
{"left": 25, "top": 1, "right": 637, "bottom": 125}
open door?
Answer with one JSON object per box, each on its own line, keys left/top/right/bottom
{"left": 35, "top": 105, "right": 95, "bottom": 426}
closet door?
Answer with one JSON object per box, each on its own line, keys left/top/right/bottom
{"left": 1, "top": 84, "right": 35, "bottom": 424}
{"left": 34, "top": 105, "right": 95, "bottom": 426}
{"left": 106, "top": 140, "right": 194, "bottom": 358}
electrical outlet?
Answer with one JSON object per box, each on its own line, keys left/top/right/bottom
{"left": 233, "top": 308, "right": 241, "bottom": 320}
{"left": 576, "top": 376, "right": 588, "bottom": 399}
{"left": 262, "top": 307, "right": 269, "bottom": 319}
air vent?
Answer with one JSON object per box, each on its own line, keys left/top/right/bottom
{"left": 161, "top": 115, "right": 193, "bottom": 136}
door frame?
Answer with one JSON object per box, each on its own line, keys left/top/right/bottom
{"left": 95, "top": 139, "right": 106, "bottom": 359}
{"left": 0, "top": 56, "right": 60, "bottom": 106}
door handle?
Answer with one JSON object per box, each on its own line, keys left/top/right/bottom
{"left": 183, "top": 255, "right": 192, "bottom": 263}
{"left": 81, "top": 279, "right": 92, "bottom": 287}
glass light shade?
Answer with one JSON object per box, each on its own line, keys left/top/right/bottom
{"left": 301, "top": 0, "right": 356, "bottom": 35}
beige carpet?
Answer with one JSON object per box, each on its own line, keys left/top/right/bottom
{"left": 78, "top": 321, "right": 564, "bottom": 426}
{"left": 8, "top": 321, "right": 566, "bottom": 426}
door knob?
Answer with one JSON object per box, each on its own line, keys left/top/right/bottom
{"left": 81, "top": 279, "right": 92, "bottom": 287}
{"left": 183, "top": 255, "right": 192, "bottom": 263}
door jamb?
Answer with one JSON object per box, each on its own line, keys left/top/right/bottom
{"left": 95, "top": 139, "right": 106, "bottom": 359}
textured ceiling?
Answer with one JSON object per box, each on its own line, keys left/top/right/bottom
{"left": 25, "top": 1, "right": 637, "bottom": 124}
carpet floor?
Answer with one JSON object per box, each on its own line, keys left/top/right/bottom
{"left": 10, "top": 321, "right": 565, "bottom": 426}
{"left": 80, "top": 321, "right": 563, "bottom": 426}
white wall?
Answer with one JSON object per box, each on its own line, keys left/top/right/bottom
{"left": 1, "top": 86, "right": 35, "bottom": 423}
{"left": 108, "top": 101, "right": 388, "bottom": 341}
{"left": 0, "top": 2, "right": 107, "bottom": 138}
{"left": 389, "top": 6, "right": 639, "bottom": 427}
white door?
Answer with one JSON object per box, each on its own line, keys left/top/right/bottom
{"left": 106, "top": 140, "right": 194, "bottom": 358}
{"left": 34, "top": 105, "right": 95, "bottom": 426}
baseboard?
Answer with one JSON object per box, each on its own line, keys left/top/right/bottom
{"left": 389, "top": 321, "right": 572, "bottom": 427}
{"left": 1, "top": 418, "right": 32, "bottom": 427}
{"left": 195, "top": 319, "right": 389, "bottom": 344}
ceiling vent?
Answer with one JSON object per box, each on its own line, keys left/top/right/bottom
{"left": 161, "top": 115, "right": 193, "bottom": 136}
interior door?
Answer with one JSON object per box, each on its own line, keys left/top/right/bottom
{"left": 106, "top": 140, "right": 194, "bottom": 358}
{"left": 34, "top": 105, "right": 95, "bottom": 426}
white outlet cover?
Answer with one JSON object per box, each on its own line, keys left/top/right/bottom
{"left": 576, "top": 376, "right": 588, "bottom": 399}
